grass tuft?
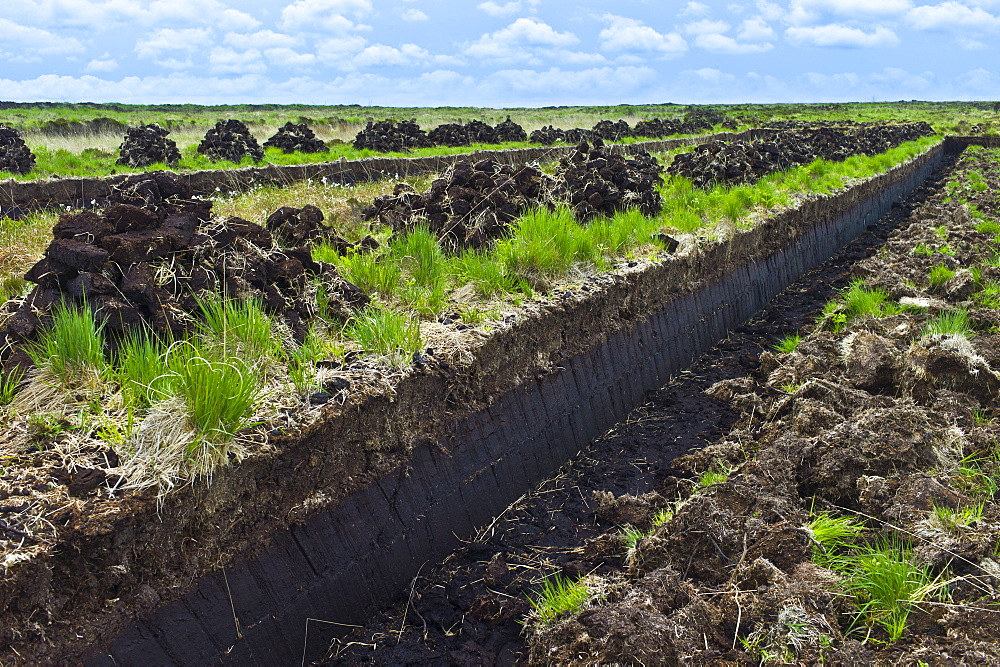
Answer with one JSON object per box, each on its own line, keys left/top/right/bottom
{"left": 28, "top": 301, "right": 106, "bottom": 384}
{"left": 773, "top": 332, "right": 803, "bottom": 353}
{"left": 343, "top": 304, "right": 421, "bottom": 365}
{"left": 922, "top": 308, "right": 972, "bottom": 337}
{"left": 528, "top": 573, "right": 590, "bottom": 625}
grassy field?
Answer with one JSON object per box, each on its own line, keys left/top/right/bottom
{"left": 1, "top": 100, "right": 995, "bottom": 180}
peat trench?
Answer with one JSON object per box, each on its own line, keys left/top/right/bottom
{"left": 83, "top": 144, "right": 950, "bottom": 665}
{"left": 323, "top": 152, "right": 960, "bottom": 664}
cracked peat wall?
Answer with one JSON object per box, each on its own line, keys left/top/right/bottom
{"left": 67, "top": 142, "right": 953, "bottom": 665}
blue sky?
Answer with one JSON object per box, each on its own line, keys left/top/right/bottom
{"left": 1, "top": 0, "right": 998, "bottom": 105}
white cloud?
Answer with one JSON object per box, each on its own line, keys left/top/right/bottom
{"left": 209, "top": 47, "right": 266, "bottom": 74}
{"left": 146, "top": 0, "right": 261, "bottom": 31}
{"left": 696, "top": 33, "right": 774, "bottom": 53}
{"left": 738, "top": 17, "right": 776, "bottom": 40}
{"left": 0, "top": 18, "right": 85, "bottom": 59}
{"left": 958, "top": 67, "right": 1000, "bottom": 92}
{"left": 224, "top": 30, "right": 300, "bottom": 50}
{"left": 316, "top": 35, "right": 369, "bottom": 62}
{"left": 401, "top": 8, "right": 428, "bottom": 21}
{"left": 85, "top": 57, "right": 118, "bottom": 72}
{"left": 482, "top": 65, "right": 657, "bottom": 98}
{"left": 280, "top": 0, "right": 372, "bottom": 31}
{"left": 264, "top": 47, "right": 317, "bottom": 67}
{"left": 685, "top": 19, "right": 732, "bottom": 34}
{"left": 785, "top": 23, "right": 899, "bottom": 47}
{"left": 757, "top": 0, "right": 785, "bottom": 20}
{"left": 135, "top": 28, "right": 214, "bottom": 59}
{"left": 352, "top": 43, "right": 431, "bottom": 67}
{"left": 683, "top": 67, "right": 738, "bottom": 84}
{"left": 959, "top": 37, "right": 988, "bottom": 48}
{"left": 477, "top": 1, "right": 521, "bottom": 15}
{"left": 796, "top": 0, "right": 914, "bottom": 15}
{"left": 599, "top": 15, "right": 688, "bottom": 56}
{"left": 465, "top": 18, "right": 579, "bottom": 62}
{"left": 906, "top": 2, "right": 1000, "bottom": 29}
{"left": 869, "top": 66, "right": 932, "bottom": 89}
{"left": 680, "top": 1, "right": 711, "bottom": 16}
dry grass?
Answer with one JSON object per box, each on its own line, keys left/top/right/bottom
{"left": 212, "top": 174, "right": 434, "bottom": 238}
{"left": 0, "top": 210, "right": 61, "bottom": 282}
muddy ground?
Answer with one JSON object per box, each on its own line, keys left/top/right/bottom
{"left": 323, "top": 148, "right": 991, "bottom": 665}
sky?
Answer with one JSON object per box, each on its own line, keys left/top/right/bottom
{"left": 1, "top": 0, "right": 998, "bottom": 106}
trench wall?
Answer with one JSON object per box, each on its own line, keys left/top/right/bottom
{"left": 85, "top": 142, "right": 947, "bottom": 665}
{"left": 0, "top": 132, "right": 758, "bottom": 216}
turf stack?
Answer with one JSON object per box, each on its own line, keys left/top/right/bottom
{"left": 263, "top": 122, "right": 327, "bottom": 154}
{"left": 362, "top": 159, "right": 552, "bottom": 251}
{"left": 117, "top": 123, "right": 181, "bottom": 168}
{"left": 0, "top": 173, "right": 367, "bottom": 366}
{"left": 353, "top": 120, "right": 434, "bottom": 153}
{"left": 197, "top": 119, "right": 264, "bottom": 162}
{"left": 0, "top": 124, "right": 36, "bottom": 175}
{"left": 551, "top": 139, "right": 664, "bottom": 221}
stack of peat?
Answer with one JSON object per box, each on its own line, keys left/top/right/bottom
{"left": 493, "top": 117, "right": 528, "bottom": 143}
{"left": 117, "top": 123, "right": 181, "bottom": 168}
{"left": 551, "top": 139, "right": 664, "bottom": 221}
{"left": 668, "top": 123, "right": 935, "bottom": 188}
{"left": 362, "top": 159, "right": 551, "bottom": 251}
{"left": 353, "top": 120, "right": 434, "bottom": 153}
{"left": 591, "top": 120, "right": 632, "bottom": 142}
{"left": 0, "top": 173, "right": 367, "bottom": 372}
{"left": 362, "top": 139, "right": 666, "bottom": 249}
{"left": 0, "top": 124, "right": 36, "bottom": 175}
{"left": 263, "top": 122, "right": 327, "bottom": 154}
{"left": 427, "top": 123, "right": 475, "bottom": 147}
{"left": 196, "top": 119, "right": 264, "bottom": 162}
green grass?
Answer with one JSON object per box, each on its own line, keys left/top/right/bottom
{"left": 819, "top": 279, "right": 901, "bottom": 331}
{"left": 844, "top": 537, "right": 937, "bottom": 643}
{"left": 932, "top": 502, "right": 985, "bottom": 532}
{"left": 773, "top": 332, "right": 803, "bottom": 353}
{"left": 112, "top": 331, "right": 171, "bottom": 409}
{"left": 527, "top": 574, "right": 590, "bottom": 625}
{"left": 343, "top": 304, "right": 421, "bottom": 365}
{"left": 954, "top": 452, "right": 1000, "bottom": 499}
{"left": 928, "top": 264, "right": 956, "bottom": 290}
{"left": 696, "top": 464, "right": 731, "bottom": 489}
{"left": 197, "top": 296, "right": 282, "bottom": 361}
{"left": 166, "top": 339, "right": 264, "bottom": 450}
{"left": 808, "top": 512, "right": 864, "bottom": 568}
{"left": 921, "top": 308, "right": 972, "bottom": 337}
{"left": 0, "top": 368, "right": 25, "bottom": 405}
{"left": 28, "top": 301, "right": 106, "bottom": 384}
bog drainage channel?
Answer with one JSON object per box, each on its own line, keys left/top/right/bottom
{"left": 86, "top": 141, "right": 971, "bottom": 665}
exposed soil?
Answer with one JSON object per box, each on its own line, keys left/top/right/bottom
{"left": 353, "top": 120, "right": 435, "bottom": 153}
{"left": 327, "top": 147, "right": 1000, "bottom": 665}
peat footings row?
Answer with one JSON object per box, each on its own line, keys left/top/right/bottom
{"left": 0, "top": 132, "right": 751, "bottom": 216}
{"left": 82, "top": 143, "right": 951, "bottom": 664}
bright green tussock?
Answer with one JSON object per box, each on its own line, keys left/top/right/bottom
{"left": 528, "top": 574, "right": 590, "bottom": 625}
{"left": 197, "top": 296, "right": 281, "bottom": 361}
{"left": 28, "top": 301, "right": 106, "bottom": 383}
{"left": 113, "top": 331, "right": 171, "bottom": 409}
{"left": 166, "top": 340, "right": 263, "bottom": 448}
{"left": 343, "top": 304, "right": 421, "bottom": 365}
{"left": 922, "top": 308, "right": 972, "bottom": 337}
{"left": 845, "top": 537, "right": 936, "bottom": 643}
